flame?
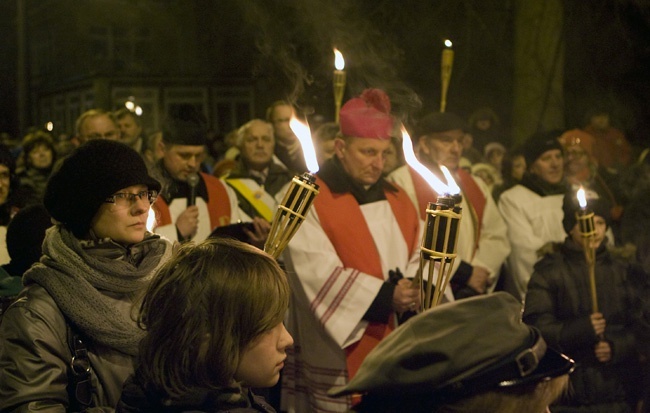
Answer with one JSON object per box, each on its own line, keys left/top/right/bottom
{"left": 146, "top": 206, "right": 156, "bottom": 232}
{"left": 334, "top": 48, "right": 345, "bottom": 71}
{"left": 290, "top": 116, "right": 320, "bottom": 173}
{"left": 401, "top": 126, "right": 451, "bottom": 195}
{"left": 576, "top": 186, "right": 587, "bottom": 209}
{"left": 440, "top": 165, "right": 460, "bottom": 195}
{"left": 444, "top": 39, "right": 453, "bottom": 48}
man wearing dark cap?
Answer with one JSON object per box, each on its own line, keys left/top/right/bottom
{"left": 389, "top": 112, "right": 510, "bottom": 299}
{"left": 498, "top": 131, "right": 567, "bottom": 300}
{"left": 329, "top": 292, "right": 574, "bottom": 413}
{"left": 524, "top": 189, "right": 641, "bottom": 411}
{"left": 281, "top": 89, "right": 422, "bottom": 413}
{"left": 152, "top": 110, "right": 264, "bottom": 244}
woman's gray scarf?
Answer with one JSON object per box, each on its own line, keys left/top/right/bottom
{"left": 23, "top": 226, "right": 173, "bottom": 356}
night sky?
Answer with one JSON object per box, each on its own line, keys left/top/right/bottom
{"left": 0, "top": 0, "right": 649, "bottom": 148}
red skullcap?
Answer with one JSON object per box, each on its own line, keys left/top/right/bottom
{"left": 339, "top": 89, "right": 393, "bottom": 139}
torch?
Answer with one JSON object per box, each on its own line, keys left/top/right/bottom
{"left": 440, "top": 39, "right": 454, "bottom": 113}
{"left": 401, "top": 126, "right": 462, "bottom": 309}
{"left": 333, "top": 48, "right": 346, "bottom": 124}
{"left": 264, "top": 116, "right": 320, "bottom": 258}
{"left": 576, "top": 187, "right": 598, "bottom": 313}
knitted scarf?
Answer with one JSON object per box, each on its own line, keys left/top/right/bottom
{"left": 23, "top": 226, "right": 173, "bottom": 356}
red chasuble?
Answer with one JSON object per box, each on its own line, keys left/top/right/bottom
{"left": 313, "top": 177, "right": 419, "bottom": 379}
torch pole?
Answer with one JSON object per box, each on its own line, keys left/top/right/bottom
{"left": 333, "top": 70, "right": 346, "bottom": 124}
{"left": 576, "top": 210, "right": 598, "bottom": 313}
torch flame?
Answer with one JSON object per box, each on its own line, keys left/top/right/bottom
{"left": 576, "top": 187, "right": 587, "bottom": 209}
{"left": 440, "top": 165, "right": 460, "bottom": 195}
{"left": 146, "top": 206, "right": 156, "bottom": 232}
{"left": 444, "top": 39, "right": 453, "bottom": 48}
{"left": 401, "top": 126, "right": 450, "bottom": 195}
{"left": 290, "top": 116, "right": 320, "bottom": 174}
{"left": 334, "top": 48, "right": 345, "bottom": 71}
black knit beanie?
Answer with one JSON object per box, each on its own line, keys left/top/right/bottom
{"left": 522, "top": 131, "right": 564, "bottom": 167}
{"left": 562, "top": 189, "right": 612, "bottom": 234}
{"left": 44, "top": 140, "right": 161, "bottom": 238}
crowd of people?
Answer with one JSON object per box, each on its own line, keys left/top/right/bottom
{"left": 0, "top": 91, "right": 649, "bottom": 413}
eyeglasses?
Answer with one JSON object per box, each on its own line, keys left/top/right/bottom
{"left": 105, "top": 190, "right": 158, "bottom": 208}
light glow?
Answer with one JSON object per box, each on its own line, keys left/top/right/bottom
{"left": 290, "top": 116, "right": 320, "bottom": 174}
{"left": 146, "top": 206, "right": 156, "bottom": 232}
{"left": 401, "top": 126, "right": 451, "bottom": 195}
{"left": 444, "top": 39, "right": 453, "bottom": 48}
{"left": 334, "top": 48, "right": 345, "bottom": 71}
{"left": 576, "top": 187, "right": 587, "bottom": 209}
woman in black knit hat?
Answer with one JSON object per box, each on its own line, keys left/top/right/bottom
{"left": 0, "top": 139, "right": 173, "bottom": 411}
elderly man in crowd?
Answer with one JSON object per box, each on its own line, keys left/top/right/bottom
{"left": 74, "top": 109, "right": 120, "bottom": 145}
{"left": 114, "top": 108, "right": 145, "bottom": 153}
{"left": 281, "top": 89, "right": 422, "bottom": 413}
{"left": 389, "top": 112, "right": 510, "bottom": 299}
{"left": 223, "top": 119, "right": 292, "bottom": 222}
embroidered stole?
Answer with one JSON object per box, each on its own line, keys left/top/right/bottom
{"left": 313, "top": 177, "right": 419, "bottom": 379}
{"left": 226, "top": 178, "right": 275, "bottom": 222}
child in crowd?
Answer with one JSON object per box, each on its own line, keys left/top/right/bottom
{"left": 524, "top": 190, "right": 642, "bottom": 412}
{"left": 117, "top": 237, "right": 293, "bottom": 413}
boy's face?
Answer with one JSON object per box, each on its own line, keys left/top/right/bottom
{"left": 570, "top": 215, "right": 607, "bottom": 249}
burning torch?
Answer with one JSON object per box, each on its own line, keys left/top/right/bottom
{"left": 401, "top": 126, "right": 462, "bottom": 309}
{"left": 333, "top": 48, "right": 346, "bottom": 124}
{"left": 576, "top": 187, "right": 598, "bottom": 313}
{"left": 264, "top": 116, "right": 320, "bottom": 258}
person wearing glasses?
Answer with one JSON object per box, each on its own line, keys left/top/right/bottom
{"left": 0, "top": 139, "right": 173, "bottom": 411}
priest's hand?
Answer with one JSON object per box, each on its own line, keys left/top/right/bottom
{"left": 467, "top": 266, "right": 489, "bottom": 294}
{"left": 393, "top": 278, "right": 420, "bottom": 313}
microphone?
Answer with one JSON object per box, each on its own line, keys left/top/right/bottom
{"left": 187, "top": 173, "right": 200, "bottom": 206}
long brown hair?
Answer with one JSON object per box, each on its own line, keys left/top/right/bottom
{"left": 136, "top": 237, "right": 290, "bottom": 398}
